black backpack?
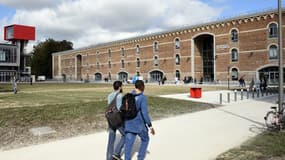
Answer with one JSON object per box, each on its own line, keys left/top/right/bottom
{"left": 120, "top": 93, "right": 138, "bottom": 120}
{"left": 105, "top": 93, "right": 123, "bottom": 130}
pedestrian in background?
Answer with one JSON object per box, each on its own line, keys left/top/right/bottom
{"left": 12, "top": 76, "right": 17, "bottom": 94}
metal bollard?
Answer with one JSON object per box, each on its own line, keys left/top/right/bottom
{"left": 234, "top": 90, "right": 237, "bottom": 102}
{"left": 220, "top": 93, "right": 222, "bottom": 104}
{"left": 252, "top": 90, "right": 255, "bottom": 98}
{"left": 241, "top": 89, "right": 243, "bottom": 100}
{"left": 247, "top": 88, "right": 249, "bottom": 99}
{"left": 257, "top": 90, "right": 260, "bottom": 98}
{"left": 227, "top": 92, "right": 230, "bottom": 103}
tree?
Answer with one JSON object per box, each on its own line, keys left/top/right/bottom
{"left": 30, "top": 39, "right": 73, "bottom": 79}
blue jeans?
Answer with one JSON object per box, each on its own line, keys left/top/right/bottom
{"left": 124, "top": 128, "right": 149, "bottom": 160}
{"left": 106, "top": 127, "right": 125, "bottom": 160}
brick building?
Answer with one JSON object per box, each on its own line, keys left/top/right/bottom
{"left": 52, "top": 9, "right": 285, "bottom": 84}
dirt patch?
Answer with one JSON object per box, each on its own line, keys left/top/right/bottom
{"left": 0, "top": 119, "right": 107, "bottom": 150}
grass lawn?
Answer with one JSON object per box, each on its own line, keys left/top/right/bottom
{"left": 216, "top": 131, "right": 285, "bottom": 160}
{"left": 0, "top": 83, "right": 217, "bottom": 150}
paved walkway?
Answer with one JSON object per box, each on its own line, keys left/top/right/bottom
{"left": 0, "top": 91, "right": 278, "bottom": 160}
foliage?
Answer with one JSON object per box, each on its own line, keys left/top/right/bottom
{"left": 30, "top": 39, "right": 73, "bottom": 78}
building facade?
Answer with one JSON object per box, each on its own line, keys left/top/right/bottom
{"left": 52, "top": 9, "right": 285, "bottom": 84}
{"left": 0, "top": 43, "right": 19, "bottom": 82}
{"left": 0, "top": 24, "right": 35, "bottom": 82}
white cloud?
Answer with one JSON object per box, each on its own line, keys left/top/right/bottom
{"left": 0, "top": 0, "right": 224, "bottom": 51}
{"left": 0, "top": 0, "right": 67, "bottom": 10}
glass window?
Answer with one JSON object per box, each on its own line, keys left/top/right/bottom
{"left": 108, "top": 61, "right": 111, "bottom": 68}
{"left": 231, "top": 68, "right": 238, "bottom": 80}
{"left": 231, "top": 29, "right": 238, "bottom": 42}
{"left": 121, "top": 48, "right": 125, "bottom": 56}
{"left": 136, "top": 58, "right": 140, "bottom": 67}
{"left": 175, "top": 54, "right": 180, "bottom": 65}
{"left": 136, "top": 45, "right": 140, "bottom": 53}
{"left": 175, "top": 38, "right": 180, "bottom": 49}
{"left": 0, "top": 50, "right": 6, "bottom": 61}
{"left": 269, "top": 23, "right": 277, "bottom": 38}
{"left": 154, "top": 56, "right": 158, "bottom": 66}
{"left": 96, "top": 51, "right": 99, "bottom": 59}
{"left": 269, "top": 45, "right": 278, "bottom": 59}
{"left": 6, "top": 27, "right": 14, "bottom": 39}
{"left": 96, "top": 62, "right": 100, "bottom": 69}
{"left": 231, "top": 49, "right": 238, "bottom": 62}
{"left": 0, "top": 47, "right": 17, "bottom": 63}
{"left": 176, "top": 70, "right": 180, "bottom": 80}
{"left": 154, "top": 42, "right": 158, "bottom": 52}
{"left": 149, "top": 70, "right": 163, "bottom": 82}
{"left": 121, "top": 60, "right": 125, "bottom": 68}
{"left": 108, "top": 72, "right": 112, "bottom": 80}
{"left": 95, "top": 73, "right": 102, "bottom": 81}
{"left": 108, "top": 49, "right": 111, "bottom": 58}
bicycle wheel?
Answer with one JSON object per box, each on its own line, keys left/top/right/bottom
{"left": 265, "top": 111, "right": 276, "bottom": 129}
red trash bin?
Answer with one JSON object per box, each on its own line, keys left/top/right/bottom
{"left": 190, "top": 87, "right": 202, "bottom": 98}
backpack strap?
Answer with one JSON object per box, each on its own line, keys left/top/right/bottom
{"left": 111, "top": 92, "right": 120, "bottom": 104}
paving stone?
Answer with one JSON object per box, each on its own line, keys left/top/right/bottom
{"left": 29, "top": 126, "right": 56, "bottom": 136}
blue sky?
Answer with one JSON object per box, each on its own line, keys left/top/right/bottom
{"left": 0, "top": 0, "right": 283, "bottom": 50}
{"left": 204, "top": 0, "right": 280, "bottom": 18}
{"left": 0, "top": 4, "right": 15, "bottom": 20}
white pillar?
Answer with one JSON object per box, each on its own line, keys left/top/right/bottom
{"left": 52, "top": 55, "right": 55, "bottom": 79}
{"left": 191, "top": 39, "right": 195, "bottom": 80}
{"left": 75, "top": 56, "right": 77, "bottom": 80}
{"left": 213, "top": 36, "right": 216, "bottom": 81}
{"left": 58, "top": 55, "right": 61, "bottom": 77}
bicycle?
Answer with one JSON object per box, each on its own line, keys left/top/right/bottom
{"left": 264, "top": 105, "right": 284, "bottom": 131}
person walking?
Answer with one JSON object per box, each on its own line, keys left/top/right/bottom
{"left": 124, "top": 80, "right": 155, "bottom": 160}
{"left": 12, "top": 76, "right": 17, "bottom": 94}
{"left": 106, "top": 81, "right": 125, "bottom": 160}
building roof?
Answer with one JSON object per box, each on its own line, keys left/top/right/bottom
{"left": 52, "top": 8, "right": 280, "bottom": 56}
{"left": 0, "top": 43, "right": 17, "bottom": 47}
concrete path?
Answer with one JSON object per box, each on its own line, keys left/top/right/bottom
{"left": 0, "top": 91, "right": 278, "bottom": 160}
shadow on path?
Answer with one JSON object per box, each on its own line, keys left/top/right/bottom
{"left": 114, "top": 134, "right": 150, "bottom": 159}
{"left": 214, "top": 107, "right": 265, "bottom": 128}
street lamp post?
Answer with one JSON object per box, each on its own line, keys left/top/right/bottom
{"left": 227, "top": 65, "right": 230, "bottom": 90}
{"left": 278, "top": 0, "right": 283, "bottom": 113}
{"left": 86, "top": 53, "right": 89, "bottom": 82}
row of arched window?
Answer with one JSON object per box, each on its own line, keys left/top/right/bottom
{"left": 230, "top": 22, "right": 277, "bottom": 42}
{"left": 103, "top": 38, "right": 181, "bottom": 59}
{"left": 103, "top": 22, "right": 278, "bottom": 58}
{"left": 100, "top": 44, "right": 277, "bottom": 69}
{"left": 102, "top": 44, "right": 277, "bottom": 69}
{"left": 94, "top": 70, "right": 182, "bottom": 82}
{"left": 97, "top": 22, "right": 278, "bottom": 68}
{"left": 102, "top": 54, "right": 181, "bottom": 69}
{"left": 100, "top": 22, "right": 278, "bottom": 62}
{"left": 230, "top": 44, "right": 278, "bottom": 62}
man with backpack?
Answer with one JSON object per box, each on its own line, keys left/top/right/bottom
{"left": 124, "top": 80, "right": 155, "bottom": 160}
{"left": 106, "top": 81, "right": 125, "bottom": 160}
